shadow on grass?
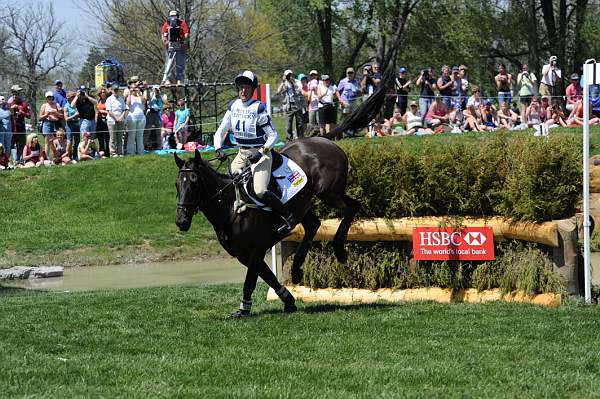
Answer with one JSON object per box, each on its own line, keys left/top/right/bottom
{"left": 255, "top": 302, "right": 397, "bottom": 316}
{"left": 0, "top": 284, "right": 34, "bottom": 297}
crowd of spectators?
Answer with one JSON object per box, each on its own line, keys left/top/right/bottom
{"left": 0, "top": 76, "right": 191, "bottom": 169}
{"left": 279, "top": 55, "right": 594, "bottom": 138}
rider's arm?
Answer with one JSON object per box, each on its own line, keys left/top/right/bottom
{"left": 213, "top": 109, "right": 232, "bottom": 150}
{"left": 257, "top": 110, "right": 278, "bottom": 151}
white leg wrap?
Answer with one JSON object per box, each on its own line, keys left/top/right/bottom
{"left": 240, "top": 299, "right": 252, "bottom": 311}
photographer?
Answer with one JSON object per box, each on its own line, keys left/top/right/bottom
{"left": 360, "top": 65, "right": 376, "bottom": 99}
{"left": 276, "top": 69, "right": 305, "bottom": 141}
{"left": 161, "top": 10, "right": 190, "bottom": 85}
{"left": 72, "top": 85, "right": 97, "bottom": 140}
{"left": 517, "top": 63, "right": 538, "bottom": 116}
{"left": 416, "top": 67, "right": 436, "bottom": 121}
{"left": 540, "top": 56, "right": 562, "bottom": 99}
{"left": 146, "top": 85, "right": 166, "bottom": 150}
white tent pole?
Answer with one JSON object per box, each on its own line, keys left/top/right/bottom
{"left": 583, "top": 59, "right": 595, "bottom": 302}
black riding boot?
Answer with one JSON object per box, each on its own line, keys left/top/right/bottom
{"left": 260, "top": 191, "right": 296, "bottom": 234}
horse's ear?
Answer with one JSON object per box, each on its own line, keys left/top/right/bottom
{"left": 194, "top": 149, "right": 202, "bottom": 163}
{"left": 174, "top": 153, "right": 184, "bottom": 169}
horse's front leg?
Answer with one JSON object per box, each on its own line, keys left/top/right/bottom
{"left": 230, "top": 266, "right": 258, "bottom": 318}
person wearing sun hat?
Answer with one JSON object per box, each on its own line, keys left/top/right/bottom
{"left": 338, "top": 67, "right": 360, "bottom": 117}
{"left": 276, "top": 68, "right": 305, "bottom": 141}
{"left": 565, "top": 72, "right": 583, "bottom": 112}
{"left": 161, "top": 10, "right": 190, "bottom": 85}
{"left": 540, "top": 55, "right": 562, "bottom": 98}
{"left": 7, "top": 84, "right": 30, "bottom": 161}
{"left": 105, "top": 83, "right": 128, "bottom": 156}
{"left": 0, "top": 95, "right": 12, "bottom": 157}
{"left": 394, "top": 66, "right": 411, "bottom": 116}
{"left": 39, "top": 91, "right": 61, "bottom": 158}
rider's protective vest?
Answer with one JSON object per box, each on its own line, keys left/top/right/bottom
{"left": 228, "top": 99, "right": 271, "bottom": 147}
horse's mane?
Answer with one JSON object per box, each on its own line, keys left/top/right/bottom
{"left": 187, "top": 156, "right": 231, "bottom": 181}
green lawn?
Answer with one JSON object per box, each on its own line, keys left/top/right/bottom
{"left": 1, "top": 283, "right": 599, "bottom": 398}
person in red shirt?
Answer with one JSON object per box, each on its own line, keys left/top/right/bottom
{"left": 8, "top": 85, "right": 31, "bottom": 162}
{"left": 565, "top": 73, "right": 583, "bottom": 112}
{"left": 161, "top": 10, "right": 190, "bottom": 85}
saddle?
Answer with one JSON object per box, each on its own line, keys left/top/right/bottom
{"left": 232, "top": 150, "right": 307, "bottom": 214}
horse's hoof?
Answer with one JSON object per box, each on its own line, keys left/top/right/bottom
{"left": 291, "top": 269, "right": 303, "bottom": 285}
{"left": 230, "top": 309, "right": 251, "bottom": 318}
{"left": 284, "top": 303, "right": 297, "bottom": 313}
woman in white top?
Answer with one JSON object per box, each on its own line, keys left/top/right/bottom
{"left": 403, "top": 101, "right": 434, "bottom": 135}
{"left": 317, "top": 75, "right": 340, "bottom": 136}
{"left": 105, "top": 85, "right": 129, "bottom": 157}
{"left": 525, "top": 98, "right": 542, "bottom": 128}
{"left": 126, "top": 84, "right": 147, "bottom": 155}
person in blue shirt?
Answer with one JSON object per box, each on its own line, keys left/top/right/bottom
{"left": 52, "top": 80, "right": 67, "bottom": 128}
{"left": 174, "top": 98, "right": 190, "bottom": 149}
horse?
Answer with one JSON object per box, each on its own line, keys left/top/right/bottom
{"left": 174, "top": 137, "right": 359, "bottom": 316}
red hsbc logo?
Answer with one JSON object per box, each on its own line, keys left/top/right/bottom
{"left": 413, "top": 227, "right": 494, "bottom": 261}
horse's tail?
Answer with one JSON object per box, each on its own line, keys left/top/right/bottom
{"left": 324, "top": 64, "right": 396, "bottom": 140}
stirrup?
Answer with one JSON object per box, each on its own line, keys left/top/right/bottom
{"left": 277, "top": 215, "right": 296, "bottom": 235}
{"left": 230, "top": 309, "right": 251, "bottom": 318}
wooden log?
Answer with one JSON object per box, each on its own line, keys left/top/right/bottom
{"left": 283, "top": 217, "right": 559, "bottom": 247}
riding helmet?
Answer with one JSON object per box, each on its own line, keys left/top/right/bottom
{"left": 235, "top": 70, "right": 259, "bottom": 93}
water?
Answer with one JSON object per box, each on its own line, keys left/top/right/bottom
{"left": 7, "top": 258, "right": 247, "bottom": 292}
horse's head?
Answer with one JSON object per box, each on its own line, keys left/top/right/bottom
{"left": 174, "top": 150, "right": 205, "bottom": 231}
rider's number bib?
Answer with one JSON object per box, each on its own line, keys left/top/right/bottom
{"left": 231, "top": 108, "right": 257, "bottom": 140}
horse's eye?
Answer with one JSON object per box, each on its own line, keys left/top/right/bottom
{"left": 189, "top": 173, "right": 198, "bottom": 183}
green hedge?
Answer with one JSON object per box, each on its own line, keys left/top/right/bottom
{"left": 315, "top": 134, "right": 582, "bottom": 222}
{"left": 294, "top": 243, "right": 565, "bottom": 295}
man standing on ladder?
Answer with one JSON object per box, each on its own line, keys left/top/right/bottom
{"left": 161, "top": 10, "right": 190, "bottom": 86}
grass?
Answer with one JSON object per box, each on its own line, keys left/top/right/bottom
{"left": 1, "top": 119, "right": 599, "bottom": 267}
{"left": 1, "top": 283, "right": 600, "bottom": 398}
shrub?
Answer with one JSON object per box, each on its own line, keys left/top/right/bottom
{"left": 315, "top": 134, "right": 582, "bottom": 222}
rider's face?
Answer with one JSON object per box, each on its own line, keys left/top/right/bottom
{"left": 239, "top": 84, "right": 252, "bottom": 101}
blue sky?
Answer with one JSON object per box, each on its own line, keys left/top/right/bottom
{"left": 51, "top": 0, "right": 94, "bottom": 66}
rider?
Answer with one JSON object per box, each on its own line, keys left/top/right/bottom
{"left": 213, "top": 70, "right": 296, "bottom": 234}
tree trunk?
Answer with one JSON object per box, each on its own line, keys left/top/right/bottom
{"left": 572, "top": 0, "right": 589, "bottom": 70}
{"left": 315, "top": 1, "right": 333, "bottom": 75}
{"left": 526, "top": 0, "right": 540, "bottom": 74}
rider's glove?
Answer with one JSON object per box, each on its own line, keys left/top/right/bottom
{"left": 216, "top": 148, "right": 227, "bottom": 161}
{"left": 248, "top": 150, "right": 262, "bottom": 164}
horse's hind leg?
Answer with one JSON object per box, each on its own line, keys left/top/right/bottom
{"left": 321, "top": 193, "right": 360, "bottom": 263}
{"left": 291, "top": 209, "right": 320, "bottom": 284}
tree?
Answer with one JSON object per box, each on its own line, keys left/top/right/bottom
{"left": 0, "top": 3, "right": 70, "bottom": 116}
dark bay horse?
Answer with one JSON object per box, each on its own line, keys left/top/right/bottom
{"left": 174, "top": 137, "right": 359, "bottom": 316}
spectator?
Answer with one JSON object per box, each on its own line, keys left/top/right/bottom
{"left": 78, "top": 132, "right": 103, "bottom": 161}
{"left": 277, "top": 69, "right": 304, "bottom": 141}
{"left": 481, "top": 99, "right": 498, "bottom": 130}
{"left": 448, "top": 100, "right": 465, "bottom": 132}
{"left": 316, "top": 74, "right": 340, "bottom": 137}
{"left": 404, "top": 101, "right": 434, "bottom": 135}
{"left": 298, "top": 74, "right": 310, "bottom": 125}
{"left": 51, "top": 128, "right": 74, "bottom": 165}
{"left": 416, "top": 67, "right": 436, "bottom": 121}
{"left": 368, "top": 111, "right": 389, "bottom": 137}
{"left": 567, "top": 100, "right": 600, "bottom": 126}
{"left": 161, "top": 102, "right": 176, "bottom": 149}
{"left": 495, "top": 63, "right": 513, "bottom": 107}
{"left": 73, "top": 86, "right": 97, "bottom": 139}
{"left": 525, "top": 97, "right": 543, "bottom": 128}
{"left": 425, "top": 95, "right": 450, "bottom": 128}
{"left": 146, "top": 85, "right": 166, "bottom": 150}
{"left": 372, "top": 63, "right": 382, "bottom": 85}
{"left": 385, "top": 105, "right": 405, "bottom": 135}
{"left": 39, "top": 91, "right": 60, "bottom": 158}
{"left": 0, "top": 143, "right": 8, "bottom": 170}
{"left": 458, "top": 65, "right": 469, "bottom": 108}
{"left": 540, "top": 96, "right": 550, "bottom": 122}
{"left": 126, "top": 83, "right": 147, "bottom": 155}
{"left": 95, "top": 87, "right": 110, "bottom": 157}
{"left": 8, "top": 85, "right": 30, "bottom": 161}
{"left": 450, "top": 66, "right": 463, "bottom": 105}
{"left": 106, "top": 84, "right": 128, "bottom": 157}
{"left": 437, "top": 65, "right": 453, "bottom": 107}
{"left": 548, "top": 102, "right": 568, "bottom": 128}
{"left": 161, "top": 9, "right": 190, "bottom": 85}
{"left": 64, "top": 91, "right": 80, "bottom": 159}
{"left": 467, "top": 85, "right": 482, "bottom": 108}
{"left": 516, "top": 63, "right": 538, "bottom": 116}
{"left": 22, "top": 133, "right": 47, "bottom": 168}
{"left": 394, "top": 67, "right": 410, "bottom": 116}
{"left": 174, "top": 98, "right": 190, "bottom": 149}
{"left": 463, "top": 104, "right": 486, "bottom": 132}
{"left": 360, "top": 64, "right": 377, "bottom": 99}
{"left": 565, "top": 73, "right": 583, "bottom": 112}
{"left": 52, "top": 80, "right": 67, "bottom": 128}
{"left": 540, "top": 55, "right": 562, "bottom": 99}
{"left": 338, "top": 67, "right": 360, "bottom": 116}
{"left": 0, "top": 96, "right": 12, "bottom": 156}
{"left": 497, "top": 102, "right": 519, "bottom": 130}
{"left": 307, "top": 70, "right": 320, "bottom": 130}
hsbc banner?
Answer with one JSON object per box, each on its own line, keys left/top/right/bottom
{"left": 412, "top": 227, "right": 495, "bottom": 261}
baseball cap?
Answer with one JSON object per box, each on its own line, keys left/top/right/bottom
{"left": 549, "top": 55, "right": 557, "bottom": 62}
{"left": 309, "top": 70, "right": 318, "bottom": 75}
{"left": 55, "top": 80, "right": 62, "bottom": 85}
{"left": 363, "top": 64, "right": 372, "bottom": 70}
{"left": 484, "top": 98, "right": 492, "bottom": 106}
{"left": 459, "top": 65, "right": 467, "bottom": 70}
{"left": 10, "top": 85, "right": 23, "bottom": 92}
{"left": 0, "top": 96, "right": 5, "bottom": 102}
{"left": 399, "top": 67, "right": 407, "bottom": 73}
{"left": 169, "top": 10, "right": 178, "bottom": 16}
{"left": 571, "top": 73, "right": 580, "bottom": 80}
{"left": 128, "top": 75, "right": 139, "bottom": 83}
{"left": 79, "top": 85, "right": 87, "bottom": 91}
{"left": 410, "top": 100, "right": 417, "bottom": 106}
{"left": 283, "top": 69, "right": 293, "bottom": 77}
{"left": 346, "top": 67, "right": 355, "bottom": 73}
{"left": 298, "top": 73, "right": 307, "bottom": 81}
{"left": 45, "top": 91, "right": 54, "bottom": 98}
{"left": 321, "top": 74, "right": 330, "bottom": 81}
{"left": 112, "top": 84, "right": 120, "bottom": 90}
{"left": 84, "top": 132, "right": 92, "bottom": 139}
{"left": 452, "top": 66, "right": 459, "bottom": 72}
